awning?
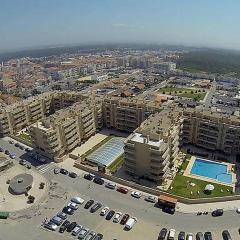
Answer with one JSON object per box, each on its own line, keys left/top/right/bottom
{"left": 158, "top": 195, "right": 178, "bottom": 205}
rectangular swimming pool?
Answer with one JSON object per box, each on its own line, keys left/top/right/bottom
{"left": 190, "top": 158, "right": 232, "bottom": 184}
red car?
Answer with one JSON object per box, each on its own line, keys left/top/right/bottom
{"left": 117, "top": 186, "right": 129, "bottom": 194}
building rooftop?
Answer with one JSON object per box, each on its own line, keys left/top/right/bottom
{"left": 130, "top": 132, "right": 164, "bottom": 148}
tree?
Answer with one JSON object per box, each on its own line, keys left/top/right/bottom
{"left": 28, "top": 195, "right": 35, "bottom": 204}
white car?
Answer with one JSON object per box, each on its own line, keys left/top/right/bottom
{"left": 67, "top": 202, "right": 78, "bottom": 210}
{"left": 144, "top": 195, "right": 157, "bottom": 203}
{"left": 187, "top": 233, "right": 193, "bottom": 240}
{"left": 168, "top": 229, "right": 176, "bottom": 240}
{"left": 105, "top": 182, "right": 116, "bottom": 189}
{"left": 71, "top": 197, "right": 85, "bottom": 204}
{"left": 131, "top": 191, "right": 141, "bottom": 198}
{"left": 236, "top": 208, "right": 240, "bottom": 214}
{"left": 113, "top": 212, "right": 122, "bottom": 223}
{"left": 100, "top": 206, "right": 109, "bottom": 216}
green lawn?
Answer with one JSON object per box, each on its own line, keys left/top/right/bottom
{"left": 81, "top": 136, "right": 113, "bottom": 160}
{"left": 179, "top": 160, "right": 189, "bottom": 171}
{"left": 107, "top": 154, "right": 124, "bottom": 173}
{"left": 159, "top": 86, "right": 206, "bottom": 102}
{"left": 16, "top": 132, "right": 32, "bottom": 144}
{"left": 168, "top": 174, "right": 234, "bottom": 199}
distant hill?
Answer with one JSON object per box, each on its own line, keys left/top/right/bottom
{"left": 177, "top": 49, "right": 240, "bottom": 77}
{"left": 0, "top": 43, "right": 192, "bottom": 61}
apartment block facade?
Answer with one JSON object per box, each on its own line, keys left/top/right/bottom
{"left": 181, "top": 109, "right": 240, "bottom": 154}
{"left": 102, "top": 97, "right": 159, "bottom": 132}
{"left": 124, "top": 108, "right": 182, "bottom": 182}
{"left": 29, "top": 102, "right": 96, "bottom": 160}
{"left": 0, "top": 91, "right": 89, "bottom": 137}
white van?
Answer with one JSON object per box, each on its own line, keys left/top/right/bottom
{"left": 168, "top": 229, "right": 176, "bottom": 240}
{"left": 125, "top": 217, "right": 137, "bottom": 230}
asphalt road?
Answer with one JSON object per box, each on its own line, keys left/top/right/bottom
{"left": 0, "top": 138, "right": 239, "bottom": 239}
{"left": 204, "top": 81, "right": 216, "bottom": 110}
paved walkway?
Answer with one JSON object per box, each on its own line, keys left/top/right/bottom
{"left": 177, "top": 200, "right": 240, "bottom": 213}
{"left": 0, "top": 165, "right": 48, "bottom": 212}
{"left": 70, "top": 133, "right": 108, "bottom": 158}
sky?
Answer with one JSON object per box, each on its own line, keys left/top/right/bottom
{"left": 0, "top": 0, "right": 239, "bottom": 53}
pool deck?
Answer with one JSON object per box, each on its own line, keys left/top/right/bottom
{"left": 184, "top": 156, "right": 237, "bottom": 188}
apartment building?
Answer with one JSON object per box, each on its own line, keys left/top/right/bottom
{"left": 29, "top": 102, "right": 96, "bottom": 160}
{"left": 102, "top": 97, "right": 159, "bottom": 132}
{"left": 0, "top": 91, "right": 90, "bottom": 137}
{"left": 181, "top": 109, "right": 240, "bottom": 154}
{"left": 124, "top": 108, "right": 182, "bottom": 182}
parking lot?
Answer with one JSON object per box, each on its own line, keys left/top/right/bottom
{"left": 0, "top": 137, "right": 240, "bottom": 239}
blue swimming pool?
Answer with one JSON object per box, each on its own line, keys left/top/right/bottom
{"left": 190, "top": 159, "right": 232, "bottom": 184}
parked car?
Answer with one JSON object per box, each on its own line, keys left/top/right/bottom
{"left": 113, "top": 212, "right": 122, "bottom": 223}
{"left": 9, "top": 140, "right": 14, "bottom": 144}
{"left": 78, "top": 227, "right": 90, "bottom": 239}
{"left": 71, "top": 196, "right": 84, "bottom": 204}
{"left": 120, "top": 213, "right": 130, "bottom": 225}
{"left": 15, "top": 143, "right": 20, "bottom": 147}
{"left": 94, "top": 233, "right": 103, "bottom": 240}
{"left": 186, "top": 233, "right": 193, "bottom": 240}
{"left": 158, "top": 228, "right": 168, "bottom": 240}
{"left": 131, "top": 191, "right": 141, "bottom": 198}
{"left": 236, "top": 208, "right": 240, "bottom": 214}
{"left": 93, "top": 177, "right": 104, "bottom": 185}
{"left": 105, "top": 182, "right": 116, "bottom": 189}
{"left": 84, "top": 173, "right": 94, "bottom": 180}
{"left": 85, "top": 231, "right": 96, "bottom": 240}
{"left": 9, "top": 154, "right": 16, "bottom": 159}
{"left": 69, "top": 172, "right": 77, "bottom": 178}
{"left": 19, "top": 145, "right": 24, "bottom": 150}
{"left": 84, "top": 199, "right": 94, "bottom": 209}
{"left": 178, "top": 231, "right": 185, "bottom": 240}
{"left": 105, "top": 210, "right": 115, "bottom": 220}
{"left": 145, "top": 195, "right": 157, "bottom": 203}
{"left": 168, "top": 229, "right": 176, "bottom": 240}
{"left": 162, "top": 206, "right": 175, "bottom": 215}
{"left": 196, "top": 232, "right": 204, "bottom": 240}
{"left": 19, "top": 159, "right": 27, "bottom": 166}
{"left": 4, "top": 150, "right": 10, "bottom": 155}
{"left": 67, "top": 202, "right": 79, "bottom": 210}
{"left": 54, "top": 168, "right": 60, "bottom": 174}
{"left": 57, "top": 212, "right": 67, "bottom": 220}
{"left": 59, "top": 220, "right": 70, "bottom": 233}
{"left": 67, "top": 221, "right": 77, "bottom": 232}
{"left": 72, "top": 225, "right": 82, "bottom": 236}
{"left": 117, "top": 186, "right": 129, "bottom": 194}
{"left": 62, "top": 206, "right": 74, "bottom": 215}
{"left": 100, "top": 206, "right": 110, "bottom": 216}
{"left": 125, "top": 217, "right": 137, "bottom": 230}
{"left": 44, "top": 222, "right": 58, "bottom": 231}
{"left": 60, "top": 168, "right": 68, "bottom": 175}
{"left": 212, "top": 209, "right": 223, "bottom": 217}
{"left": 25, "top": 148, "right": 31, "bottom": 152}
{"left": 50, "top": 216, "right": 63, "bottom": 226}
{"left": 0, "top": 147, "right": 3, "bottom": 152}
{"left": 204, "top": 232, "right": 213, "bottom": 240}
{"left": 90, "top": 202, "right": 102, "bottom": 213}
{"left": 222, "top": 230, "right": 232, "bottom": 240}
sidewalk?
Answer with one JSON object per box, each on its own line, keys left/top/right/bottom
{"left": 177, "top": 200, "right": 240, "bottom": 213}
